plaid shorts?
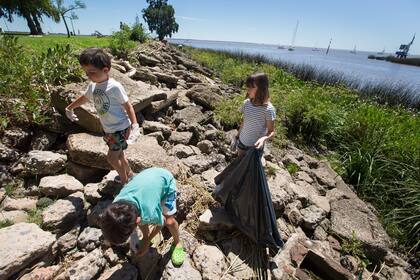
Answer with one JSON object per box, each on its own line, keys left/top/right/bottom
{"left": 103, "top": 127, "right": 130, "bottom": 151}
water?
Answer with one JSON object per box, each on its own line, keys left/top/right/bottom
{"left": 170, "top": 38, "right": 420, "bottom": 98}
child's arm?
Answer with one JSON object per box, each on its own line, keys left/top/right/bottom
{"left": 255, "top": 119, "right": 275, "bottom": 149}
{"left": 122, "top": 101, "right": 138, "bottom": 126}
{"left": 65, "top": 95, "right": 89, "bottom": 122}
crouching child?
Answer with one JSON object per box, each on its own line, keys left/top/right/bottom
{"left": 100, "top": 167, "right": 185, "bottom": 266}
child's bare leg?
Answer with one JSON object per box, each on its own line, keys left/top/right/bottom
{"left": 119, "top": 151, "right": 133, "bottom": 179}
{"left": 107, "top": 150, "right": 128, "bottom": 183}
{"left": 164, "top": 215, "right": 181, "bottom": 246}
{"left": 137, "top": 224, "right": 162, "bottom": 256}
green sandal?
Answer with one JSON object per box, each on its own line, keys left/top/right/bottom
{"left": 171, "top": 244, "right": 185, "bottom": 267}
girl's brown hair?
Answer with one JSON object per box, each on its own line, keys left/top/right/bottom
{"left": 245, "top": 73, "right": 269, "bottom": 105}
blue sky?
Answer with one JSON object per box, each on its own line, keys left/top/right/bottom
{"left": 3, "top": 0, "right": 419, "bottom": 54}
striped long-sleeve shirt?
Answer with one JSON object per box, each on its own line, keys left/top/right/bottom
{"left": 239, "top": 99, "right": 276, "bottom": 147}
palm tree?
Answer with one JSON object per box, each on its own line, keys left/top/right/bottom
{"left": 54, "top": 0, "right": 85, "bottom": 37}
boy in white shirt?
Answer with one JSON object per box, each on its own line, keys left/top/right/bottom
{"left": 65, "top": 48, "right": 140, "bottom": 184}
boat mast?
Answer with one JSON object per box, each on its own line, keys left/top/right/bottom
{"left": 326, "top": 38, "right": 332, "bottom": 55}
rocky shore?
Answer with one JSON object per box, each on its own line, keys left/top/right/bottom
{"left": 0, "top": 41, "right": 415, "bottom": 280}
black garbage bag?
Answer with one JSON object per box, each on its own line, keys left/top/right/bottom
{"left": 214, "top": 148, "right": 283, "bottom": 253}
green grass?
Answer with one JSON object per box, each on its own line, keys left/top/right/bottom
{"left": 184, "top": 47, "right": 420, "bottom": 254}
{"left": 17, "top": 35, "right": 112, "bottom": 54}
{"left": 286, "top": 163, "right": 300, "bottom": 175}
{"left": 27, "top": 208, "right": 44, "bottom": 226}
{"left": 0, "top": 220, "right": 13, "bottom": 229}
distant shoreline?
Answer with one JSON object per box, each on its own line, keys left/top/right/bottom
{"left": 368, "top": 55, "right": 420, "bottom": 67}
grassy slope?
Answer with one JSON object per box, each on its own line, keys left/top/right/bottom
{"left": 17, "top": 35, "right": 111, "bottom": 54}
{"left": 184, "top": 47, "right": 420, "bottom": 255}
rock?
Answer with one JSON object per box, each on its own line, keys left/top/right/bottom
{"left": 39, "top": 174, "right": 84, "bottom": 198}
{"left": 0, "top": 164, "right": 13, "bottom": 186}
{"left": 1, "top": 128, "right": 31, "bottom": 150}
{"left": 299, "top": 250, "right": 354, "bottom": 280}
{"left": 147, "top": 131, "right": 165, "bottom": 145}
{"left": 377, "top": 265, "right": 412, "bottom": 280}
{"left": 129, "top": 68, "right": 158, "bottom": 84}
{"left": 30, "top": 130, "right": 57, "bottom": 151}
{"left": 0, "top": 189, "right": 5, "bottom": 203}
{"left": 143, "top": 120, "right": 172, "bottom": 136}
{"left": 51, "top": 69, "right": 168, "bottom": 133}
{"left": 57, "top": 226, "right": 80, "bottom": 254}
{"left": 97, "top": 263, "right": 138, "bottom": 280}
{"left": 289, "top": 181, "right": 318, "bottom": 206}
{"left": 309, "top": 194, "right": 330, "bottom": 213}
{"left": 87, "top": 200, "right": 112, "bottom": 228}
{"left": 310, "top": 161, "right": 337, "bottom": 189}
{"left": 196, "top": 140, "right": 213, "bottom": 154}
{"left": 163, "top": 255, "right": 202, "bottom": 280}
{"left": 67, "top": 133, "right": 180, "bottom": 176}
{"left": 133, "top": 247, "right": 161, "bottom": 280}
{"left": 112, "top": 62, "right": 127, "bottom": 73}
{"left": 1, "top": 196, "right": 37, "bottom": 211}
{"left": 61, "top": 248, "right": 106, "bottom": 280}
{"left": 0, "top": 210, "right": 28, "bottom": 223}
{"left": 284, "top": 201, "right": 303, "bottom": 226}
{"left": 148, "top": 90, "right": 180, "bottom": 113}
{"left": 173, "top": 106, "right": 209, "bottom": 125}
{"left": 169, "top": 131, "right": 193, "bottom": 145}
{"left": 42, "top": 192, "right": 85, "bottom": 233}
{"left": 193, "top": 244, "right": 226, "bottom": 280}
{"left": 0, "top": 142, "right": 20, "bottom": 162}
{"left": 14, "top": 150, "right": 67, "bottom": 176}
{"left": 181, "top": 154, "right": 222, "bottom": 174}
{"left": 103, "top": 247, "right": 119, "bottom": 266}
{"left": 154, "top": 72, "right": 178, "bottom": 88}
{"left": 290, "top": 242, "right": 309, "bottom": 267}
{"left": 77, "top": 227, "right": 103, "bottom": 252}
{"left": 67, "top": 161, "right": 107, "bottom": 185}
{"left": 330, "top": 198, "right": 392, "bottom": 261}
{"left": 300, "top": 205, "right": 327, "bottom": 230}
{"left": 268, "top": 169, "right": 294, "bottom": 211}
{"left": 19, "top": 265, "right": 61, "bottom": 280}
{"left": 97, "top": 170, "right": 124, "bottom": 196}
{"left": 295, "top": 171, "right": 314, "bottom": 184}
{"left": 176, "top": 183, "right": 200, "bottom": 220}
{"left": 198, "top": 208, "right": 234, "bottom": 231}
{"left": 0, "top": 223, "right": 56, "bottom": 280}
{"left": 84, "top": 183, "right": 102, "bottom": 204}
{"left": 277, "top": 218, "right": 298, "bottom": 242}
{"left": 172, "top": 144, "right": 198, "bottom": 159}
{"left": 201, "top": 168, "right": 218, "bottom": 190}
{"left": 186, "top": 85, "right": 222, "bottom": 110}
{"left": 137, "top": 53, "right": 160, "bottom": 66}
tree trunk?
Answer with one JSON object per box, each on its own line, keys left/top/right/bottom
{"left": 61, "top": 14, "right": 70, "bottom": 38}
{"left": 23, "top": 13, "right": 38, "bottom": 35}
{"left": 32, "top": 13, "right": 44, "bottom": 35}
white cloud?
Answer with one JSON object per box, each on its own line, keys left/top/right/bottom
{"left": 177, "top": 16, "right": 204, "bottom": 21}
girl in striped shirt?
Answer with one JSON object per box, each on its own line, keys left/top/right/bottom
{"left": 236, "top": 73, "right": 276, "bottom": 156}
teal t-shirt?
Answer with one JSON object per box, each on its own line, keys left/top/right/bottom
{"left": 113, "top": 167, "right": 176, "bottom": 225}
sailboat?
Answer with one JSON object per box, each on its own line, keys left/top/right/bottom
{"left": 288, "top": 20, "right": 299, "bottom": 51}
{"left": 377, "top": 47, "right": 385, "bottom": 55}
{"left": 350, "top": 45, "right": 356, "bottom": 54}
{"left": 312, "top": 41, "right": 320, "bottom": 51}
{"left": 326, "top": 38, "right": 332, "bottom": 55}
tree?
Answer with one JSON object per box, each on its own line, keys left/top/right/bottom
{"left": 0, "top": 0, "right": 58, "bottom": 35}
{"left": 54, "top": 0, "right": 85, "bottom": 37}
{"left": 142, "top": 0, "right": 178, "bottom": 41}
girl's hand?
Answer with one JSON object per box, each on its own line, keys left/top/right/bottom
{"left": 254, "top": 136, "right": 267, "bottom": 149}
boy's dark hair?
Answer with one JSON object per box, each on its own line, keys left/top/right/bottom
{"left": 245, "top": 73, "right": 270, "bottom": 105}
{"left": 100, "top": 201, "right": 138, "bottom": 245}
{"left": 79, "top": 47, "right": 111, "bottom": 69}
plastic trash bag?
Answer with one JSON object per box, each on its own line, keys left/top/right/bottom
{"left": 214, "top": 148, "right": 283, "bottom": 253}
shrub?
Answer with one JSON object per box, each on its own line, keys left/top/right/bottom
{"left": 109, "top": 28, "right": 136, "bottom": 59}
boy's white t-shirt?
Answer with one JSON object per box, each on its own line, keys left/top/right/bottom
{"left": 84, "top": 78, "right": 131, "bottom": 133}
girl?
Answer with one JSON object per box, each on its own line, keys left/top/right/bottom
{"left": 236, "top": 73, "right": 276, "bottom": 156}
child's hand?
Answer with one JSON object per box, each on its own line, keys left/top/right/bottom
{"left": 254, "top": 136, "right": 267, "bottom": 149}
{"left": 65, "top": 108, "right": 79, "bottom": 122}
{"left": 127, "top": 123, "right": 141, "bottom": 145}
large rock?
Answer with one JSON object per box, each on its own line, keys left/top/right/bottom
{"left": 181, "top": 154, "right": 223, "bottom": 174}
{"left": 267, "top": 169, "right": 294, "bottom": 211}
{"left": 77, "top": 227, "right": 103, "bottom": 252}
{"left": 1, "top": 196, "right": 37, "bottom": 211}
{"left": 0, "top": 143, "right": 20, "bottom": 162}
{"left": 171, "top": 144, "right": 199, "bottom": 159}
{"left": 148, "top": 90, "right": 180, "bottom": 113}
{"left": 0, "top": 210, "right": 28, "bottom": 224}
{"left": 57, "top": 226, "right": 80, "bottom": 254}
{"left": 42, "top": 192, "right": 85, "bottom": 233}
{"left": 39, "top": 174, "right": 84, "bottom": 198}
{"left": 173, "top": 106, "right": 210, "bottom": 125}
{"left": 163, "top": 255, "right": 202, "bottom": 280}
{"left": 60, "top": 248, "right": 106, "bottom": 280}
{"left": 87, "top": 200, "right": 112, "bottom": 228}
{"left": 67, "top": 161, "right": 107, "bottom": 185}
{"left": 193, "top": 244, "right": 226, "bottom": 280}
{"left": 330, "top": 198, "right": 392, "bottom": 261}
{"left": 30, "top": 130, "right": 57, "bottom": 151}
{"left": 129, "top": 67, "right": 158, "bottom": 84}
{"left": 300, "top": 205, "right": 327, "bottom": 230}
{"left": 186, "top": 85, "right": 222, "bottom": 110}
{"left": 154, "top": 72, "right": 178, "bottom": 88}
{"left": 51, "top": 69, "right": 169, "bottom": 133}
{"left": 168, "top": 131, "right": 193, "bottom": 145}
{"left": 67, "top": 133, "right": 180, "bottom": 175}
{"left": 1, "top": 128, "right": 31, "bottom": 150}
{"left": 0, "top": 223, "right": 56, "bottom": 280}
{"left": 198, "top": 208, "right": 234, "bottom": 231}
{"left": 97, "top": 263, "right": 138, "bottom": 280}
{"left": 14, "top": 150, "right": 67, "bottom": 176}
{"left": 143, "top": 120, "right": 172, "bottom": 136}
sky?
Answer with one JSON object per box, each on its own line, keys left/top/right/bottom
{"left": 2, "top": 0, "right": 419, "bottom": 54}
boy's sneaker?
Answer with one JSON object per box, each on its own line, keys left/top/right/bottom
{"left": 170, "top": 244, "right": 185, "bottom": 267}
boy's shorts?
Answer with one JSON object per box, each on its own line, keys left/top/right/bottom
{"left": 103, "top": 127, "right": 130, "bottom": 151}
{"left": 161, "top": 192, "right": 177, "bottom": 216}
